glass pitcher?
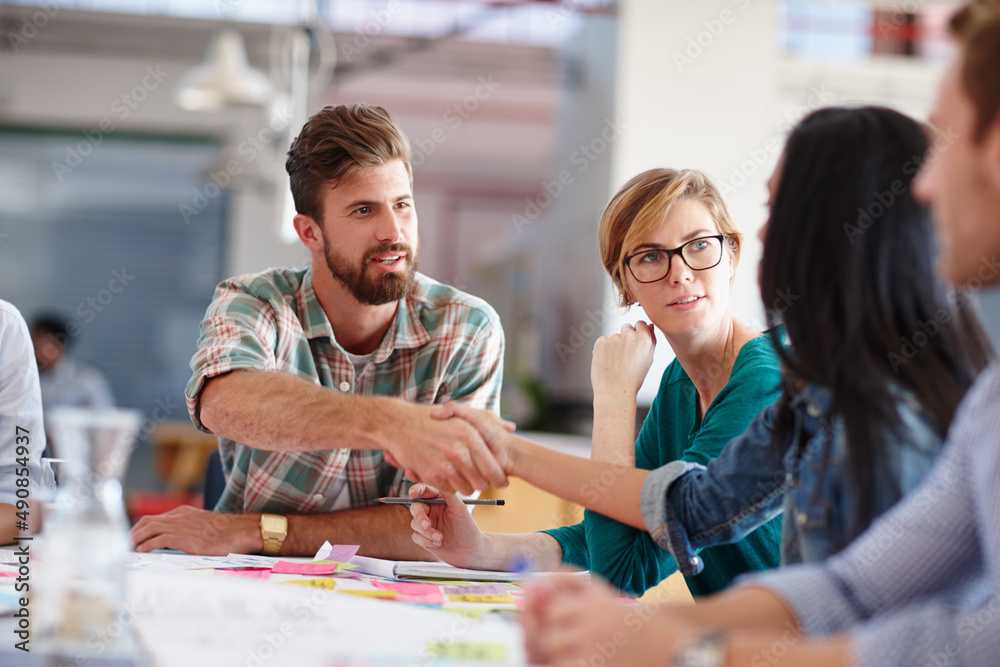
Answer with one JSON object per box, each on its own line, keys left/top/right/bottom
{"left": 34, "top": 407, "right": 143, "bottom": 659}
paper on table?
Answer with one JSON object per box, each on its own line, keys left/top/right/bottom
{"left": 127, "top": 567, "right": 525, "bottom": 665}
{"left": 128, "top": 552, "right": 280, "bottom": 571}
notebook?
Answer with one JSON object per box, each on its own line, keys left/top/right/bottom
{"left": 347, "top": 555, "right": 529, "bottom": 582}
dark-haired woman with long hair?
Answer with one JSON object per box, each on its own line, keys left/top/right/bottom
{"left": 410, "top": 105, "right": 992, "bottom": 585}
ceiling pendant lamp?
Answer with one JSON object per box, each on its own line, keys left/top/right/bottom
{"left": 175, "top": 29, "right": 273, "bottom": 112}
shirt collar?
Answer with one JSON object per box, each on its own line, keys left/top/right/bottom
{"left": 297, "top": 268, "right": 431, "bottom": 361}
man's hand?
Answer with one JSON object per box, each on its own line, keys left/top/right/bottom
{"left": 407, "top": 483, "right": 494, "bottom": 569}
{"left": 383, "top": 403, "right": 509, "bottom": 495}
{"left": 129, "top": 505, "right": 262, "bottom": 556}
{"left": 429, "top": 403, "right": 517, "bottom": 479}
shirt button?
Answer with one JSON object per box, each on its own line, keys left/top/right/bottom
{"left": 312, "top": 494, "right": 324, "bottom": 503}
{"left": 689, "top": 556, "right": 702, "bottom": 568}
{"left": 785, "top": 472, "right": 793, "bottom": 484}
{"left": 806, "top": 404, "right": 821, "bottom": 417}
{"left": 797, "top": 511, "right": 808, "bottom": 528}
{"left": 339, "top": 381, "right": 351, "bottom": 392}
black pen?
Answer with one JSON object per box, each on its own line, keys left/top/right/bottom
{"left": 378, "top": 497, "right": 505, "bottom": 506}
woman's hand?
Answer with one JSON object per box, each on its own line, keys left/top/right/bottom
{"left": 431, "top": 403, "right": 517, "bottom": 479}
{"left": 523, "top": 575, "right": 692, "bottom": 667}
{"left": 591, "top": 321, "right": 656, "bottom": 403}
{"left": 589, "top": 321, "right": 656, "bottom": 463}
{"left": 408, "top": 483, "right": 493, "bottom": 569}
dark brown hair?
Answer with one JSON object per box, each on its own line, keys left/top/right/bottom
{"left": 949, "top": 0, "right": 1000, "bottom": 141}
{"left": 285, "top": 103, "right": 412, "bottom": 220}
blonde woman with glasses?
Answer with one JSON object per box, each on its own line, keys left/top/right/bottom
{"left": 408, "top": 168, "right": 784, "bottom": 597}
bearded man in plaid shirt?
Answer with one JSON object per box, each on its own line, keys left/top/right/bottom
{"left": 131, "top": 103, "right": 507, "bottom": 558}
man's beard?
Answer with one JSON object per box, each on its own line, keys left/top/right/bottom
{"left": 322, "top": 235, "right": 419, "bottom": 306}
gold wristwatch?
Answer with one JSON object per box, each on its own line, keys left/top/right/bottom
{"left": 260, "top": 514, "right": 288, "bottom": 556}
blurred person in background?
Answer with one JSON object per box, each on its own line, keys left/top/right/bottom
{"left": 31, "top": 313, "right": 115, "bottom": 412}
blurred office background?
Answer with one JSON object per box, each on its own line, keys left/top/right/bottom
{"left": 1, "top": 0, "right": 997, "bottom": 501}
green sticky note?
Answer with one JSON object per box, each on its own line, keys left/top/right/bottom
{"left": 425, "top": 641, "right": 508, "bottom": 661}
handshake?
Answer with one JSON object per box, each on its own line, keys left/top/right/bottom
{"left": 381, "top": 401, "right": 520, "bottom": 497}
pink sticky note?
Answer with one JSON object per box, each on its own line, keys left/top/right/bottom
{"left": 325, "top": 544, "right": 360, "bottom": 563}
{"left": 372, "top": 580, "right": 444, "bottom": 605}
{"left": 216, "top": 568, "right": 271, "bottom": 580}
{"left": 272, "top": 561, "right": 340, "bottom": 575}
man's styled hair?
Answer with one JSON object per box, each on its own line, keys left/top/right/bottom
{"left": 598, "top": 168, "right": 741, "bottom": 308}
{"left": 949, "top": 0, "right": 1000, "bottom": 141}
{"left": 285, "top": 103, "right": 413, "bottom": 221}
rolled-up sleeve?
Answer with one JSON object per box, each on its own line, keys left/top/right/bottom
{"left": 641, "top": 399, "right": 788, "bottom": 576}
{"left": 185, "top": 282, "right": 279, "bottom": 431}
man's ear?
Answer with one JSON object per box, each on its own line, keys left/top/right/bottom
{"left": 293, "top": 214, "right": 324, "bottom": 253}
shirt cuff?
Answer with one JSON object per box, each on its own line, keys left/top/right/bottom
{"left": 640, "top": 460, "right": 705, "bottom": 575}
{"left": 736, "top": 564, "right": 864, "bottom": 636}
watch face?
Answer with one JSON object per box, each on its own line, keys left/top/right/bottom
{"left": 261, "top": 515, "right": 287, "bottom": 535}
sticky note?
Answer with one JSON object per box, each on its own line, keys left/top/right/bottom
{"left": 313, "top": 542, "right": 361, "bottom": 563}
{"left": 215, "top": 567, "right": 271, "bottom": 580}
{"left": 447, "top": 593, "right": 516, "bottom": 604}
{"left": 271, "top": 560, "right": 355, "bottom": 575}
{"left": 372, "top": 580, "right": 443, "bottom": 605}
{"left": 283, "top": 578, "right": 336, "bottom": 589}
{"left": 442, "top": 583, "right": 506, "bottom": 596}
{"left": 339, "top": 589, "right": 400, "bottom": 599}
{"left": 425, "top": 641, "right": 508, "bottom": 661}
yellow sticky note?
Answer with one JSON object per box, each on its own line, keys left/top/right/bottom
{"left": 442, "top": 608, "right": 486, "bottom": 620}
{"left": 339, "top": 589, "right": 400, "bottom": 599}
{"left": 425, "top": 641, "right": 508, "bottom": 661}
{"left": 447, "top": 593, "right": 516, "bottom": 604}
{"left": 283, "top": 578, "right": 336, "bottom": 589}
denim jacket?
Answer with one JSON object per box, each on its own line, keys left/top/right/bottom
{"left": 640, "top": 384, "right": 945, "bottom": 575}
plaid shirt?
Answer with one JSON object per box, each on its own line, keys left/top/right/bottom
{"left": 185, "top": 267, "right": 504, "bottom": 514}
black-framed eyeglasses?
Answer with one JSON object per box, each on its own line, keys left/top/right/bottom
{"left": 625, "top": 235, "right": 726, "bottom": 284}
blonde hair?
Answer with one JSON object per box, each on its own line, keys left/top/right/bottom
{"left": 599, "top": 168, "right": 741, "bottom": 307}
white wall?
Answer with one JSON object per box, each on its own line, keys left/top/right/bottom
{"left": 609, "top": 0, "right": 780, "bottom": 403}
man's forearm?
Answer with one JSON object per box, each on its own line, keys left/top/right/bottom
{"left": 282, "top": 504, "right": 433, "bottom": 560}
{"left": 199, "top": 370, "right": 395, "bottom": 452}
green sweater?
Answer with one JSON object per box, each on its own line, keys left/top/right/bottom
{"left": 542, "top": 334, "right": 783, "bottom": 597}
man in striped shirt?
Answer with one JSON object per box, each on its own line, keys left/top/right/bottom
{"left": 131, "top": 104, "right": 507, "bottom": 558}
